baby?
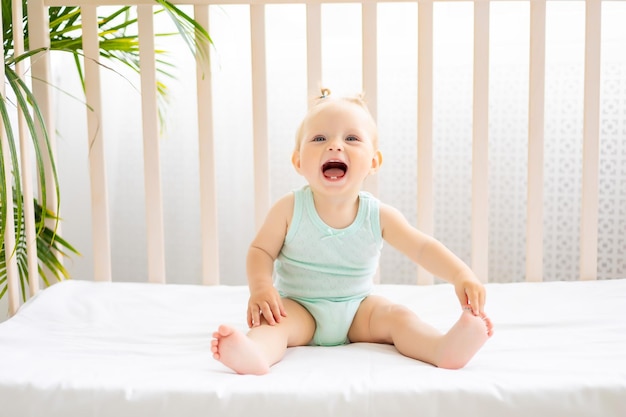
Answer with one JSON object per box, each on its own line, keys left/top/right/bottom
{"left": 212, "top": 89, "right": 493, "bottom": 375}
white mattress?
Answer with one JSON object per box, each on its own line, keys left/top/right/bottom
{"left": 1, "top": 279, "right": 625, "bottom": 417}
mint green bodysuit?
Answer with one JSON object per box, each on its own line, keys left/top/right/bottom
{"left": 274, "top": 186, "right": 383, "bottom": 346}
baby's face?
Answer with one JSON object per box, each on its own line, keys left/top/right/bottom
{"left": 292, "top": 100, "right": 381, "bottom": 195}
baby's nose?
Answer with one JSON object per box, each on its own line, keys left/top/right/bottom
{"left": 327, "top": 139, "right": 343, "bottom": 151}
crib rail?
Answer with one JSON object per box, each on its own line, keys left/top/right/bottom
{"left": 2, "top": 0, "right": 619, "bottom": 315}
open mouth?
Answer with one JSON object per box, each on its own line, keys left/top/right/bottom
{"left": 322, "top": 160, "right": 348, "bottom": 180}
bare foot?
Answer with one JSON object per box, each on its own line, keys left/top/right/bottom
{"left": 436, "top": 310, "right": 493, "bottom": 369}
{"left": 211, "top": 325, "right": 270, "bottom": 375}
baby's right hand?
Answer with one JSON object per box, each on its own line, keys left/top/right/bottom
{"left": 247, "top": 286, "right": 287, "bottom": 327}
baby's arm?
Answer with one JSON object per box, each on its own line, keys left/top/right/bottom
{"left": 379, "top": 203, "right": 486, "bottom": 315}
{"left": 246, "top": 193, "right": 294, "bottom": 327}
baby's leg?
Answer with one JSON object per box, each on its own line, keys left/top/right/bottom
{"left": 211, "top": 298, "right": 315, "bottom": 375}
{"left": 348, "top": 296, "right": 492, "bottom": 369}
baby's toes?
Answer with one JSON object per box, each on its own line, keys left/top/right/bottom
{"left": 483, "top": 317, "right": 494, "bottom": 336}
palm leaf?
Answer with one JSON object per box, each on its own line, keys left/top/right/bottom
{"left": 0, "top": 194, "right": 79, "bottom": 302}
{"left": 0, "top": 96, "right": 19, "bottom": 245}
{"left": 2, "top": 0, "right": 213, "bottom": 304}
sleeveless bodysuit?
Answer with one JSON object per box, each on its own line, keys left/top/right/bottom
{"left": 274, "top": 186, "right": 383, "bottom": 346}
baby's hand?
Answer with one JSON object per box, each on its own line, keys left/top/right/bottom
{"left": 454, "top": 273, "right": 486, "bottom": 316}
{"left": 247, "top": 286, "right": 287, "bottom": 327}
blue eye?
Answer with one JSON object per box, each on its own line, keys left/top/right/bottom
{"left": 346, "top": 136, "right": 359, "bottom": 142}
{"left": 312, "top": 136, "right": 325, "bottom": 142}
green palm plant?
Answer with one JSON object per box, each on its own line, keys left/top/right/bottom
{"left": 1, "top": 0, "right": 211, "bottom": 303}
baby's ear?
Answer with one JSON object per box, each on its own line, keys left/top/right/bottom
{"left": 291, "top": 150, "right": 302, "bottom": 172}
{"left": 370, "top": 150, "right": 383, "bottom": 173}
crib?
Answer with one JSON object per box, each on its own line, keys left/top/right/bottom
{"left": 1, "top": 0, "right": 626, "bottom": 416}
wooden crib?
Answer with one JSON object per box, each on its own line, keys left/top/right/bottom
{"left": 1, "top": 0, "right": 625, "bottom": 416}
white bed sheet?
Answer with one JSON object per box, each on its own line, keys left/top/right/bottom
{"left": 1, "top": 279, "right": 625, "bottom": 417}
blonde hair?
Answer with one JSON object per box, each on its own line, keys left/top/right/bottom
{"left": 294, "top": 88, "right": 378, "bottom": 151}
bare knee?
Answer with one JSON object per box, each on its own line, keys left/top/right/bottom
{"left": 280, "top": 298, "right": 316, "bottom": 346}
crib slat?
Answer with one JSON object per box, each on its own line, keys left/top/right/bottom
{"left": 251, "top": 5, "right": 271, "bottom": 230}
{"left": 580, "top": 0, "right": 601, "bottom": 281}
{"left": 138, "top": 5, "right": 167, "bottom": 284}
{"left": 306, "top": 3, "right": 322, "bottom": 102}
{"left": 194, "top": 5, "right": 220, "bottom": 285}
{"left": 13, "top": 0, "right": 39, "bottom": 295}
{"left": 0, "top": 4, "right": 20, "bottom": 314}
{"left": 361, "top": 2, "right": 377, "bottom": 125}
{"left": 361, "top": 2, "right": 380, "bottom": 283}
{"left": 472, "top": 1, "right": 490, "bottom": 283}
{"left": 526, "top": 0, "right": 546, "bottom": 282}
{"left": 82, "top": 5, "right": 113, "bottom": 283}
{"left": 417, "top": 1, "right": 434, "bottom": 285}
{"left": 27, "top": 0, "right": 62, "bottom": 276}
{"left": 362, "top": 2, "right": 379, "bottom": 200}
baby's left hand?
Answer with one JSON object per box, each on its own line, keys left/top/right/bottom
{"left": 454, "top": 273, "right": 486, "bottom": 316}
